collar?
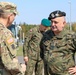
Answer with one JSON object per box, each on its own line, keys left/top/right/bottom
{"left": 54, "top": 29, "right": 69, "bottom": 39}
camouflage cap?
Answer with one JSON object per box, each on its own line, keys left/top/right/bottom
{"left": 0, "top": 2, "right": 18, "bottom": 15}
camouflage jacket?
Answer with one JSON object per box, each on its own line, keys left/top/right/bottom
{"left": 0, "top": 23, "right": 23, "bottom": 75}
{"left": 41, "top": 29, "right": 76, "bottom": 74}
{"left": 23, "top": 26, "right": 44, "bottom": 60}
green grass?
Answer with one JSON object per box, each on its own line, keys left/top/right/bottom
{"left": 17, "top": 46, "right": 23, "bottom": 56}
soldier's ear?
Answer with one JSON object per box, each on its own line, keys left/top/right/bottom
{"left": 63, "top": 21, "right": 66, "bottom": 25}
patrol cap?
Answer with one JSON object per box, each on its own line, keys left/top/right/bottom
{"left": 0, "top": 2, "right": 18, "bottom": 15}
{"left": 48, "top": 10, "right": 66, "bottom": 20}
{"left": 41, "top": 18, "right": 51, "bottom": 27}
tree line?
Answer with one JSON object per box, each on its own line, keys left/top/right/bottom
{"left": 14, "top": 22, "right": 76, "bottom": 41}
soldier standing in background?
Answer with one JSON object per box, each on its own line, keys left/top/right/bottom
{"left": 0, "top": 2, "right": 26, "bottom": 75}
{"left": 23, "top": 18, "right": 51, "bottom": 75}
{"left": 41, "top": 10, "right": 76, "bottom": 75}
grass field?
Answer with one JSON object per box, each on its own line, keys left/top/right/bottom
{"left": 17, "top": 45, "right": 23, "bottom": 56}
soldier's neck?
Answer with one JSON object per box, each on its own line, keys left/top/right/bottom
{"left": 0, "top": 19, "right": 7, "bottom": 26}
{"left": 54, "top": 31, "right": 60, "bottom": 36}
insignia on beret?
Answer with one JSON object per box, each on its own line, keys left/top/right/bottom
{"left": 51, "top": 13, "right": 55, "bottom": 18}
{"left": 55, "top": 13, "right": 59, "bottom": 17}
{"left": 48, "top": 10, "right": 66, "bottom": 20}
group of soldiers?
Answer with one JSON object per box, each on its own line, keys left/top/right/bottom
{"left": 0, "top": 1, "right": 76, "bottom": 75}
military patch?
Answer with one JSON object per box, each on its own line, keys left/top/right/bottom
{"left": 6, "top": 37, "right": 14, "bottom": 44}
{"left": 11, "top": 44, "right": 15, "bottom": 49}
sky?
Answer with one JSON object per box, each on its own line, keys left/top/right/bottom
{"left": 1, "top": 0, "right": 76, "bottom": 25}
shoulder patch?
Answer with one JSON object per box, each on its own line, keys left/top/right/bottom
{"left": 6, "top": 37, "right": 14, "bottom": 44}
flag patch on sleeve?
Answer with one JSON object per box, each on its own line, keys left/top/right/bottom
{"left": 6, "top": 38, "right": 14, "bottom": 44}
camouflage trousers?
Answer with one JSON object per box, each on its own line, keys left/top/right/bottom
{"left": 25, "top": 58, "right": 44, "bottom": 75}
{"left": 0, "top": 68, "right": 24, "bottom": 75}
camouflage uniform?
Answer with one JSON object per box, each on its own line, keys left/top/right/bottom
{"left": 0, "top": 2, "right": 24, "bottom": 75}
{"left": 23, "top": 26, "right": 44, "bottom": 75}
{"left": 0, "top": 23, "right": 24, "bottom": 75}
{"left": 41, "top": 29, "right": 76, "bottom": 75}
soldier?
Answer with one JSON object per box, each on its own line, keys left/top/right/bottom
{"left": 0, "top": 2, "right": 26, "bottom": 75}
{"left": 23, "top": 18, "right": 51, "bottom": 75}
{"left": 41, "top": 10, "right": 76, "bottom": 75}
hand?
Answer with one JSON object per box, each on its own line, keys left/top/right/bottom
{"left": 68, "top": 66, "right": 76, "bottom": 75}
{"left": 74, "top": 73, "right": 76, "bottom": 75}
{"left": 24, "top": 56, "right": 28, "bottom": 64}
{"left": 13, "top": 58, "right": 18, "bottom": 63}
{"left": 21, "top": 64, "right": 26, "bottom": 72}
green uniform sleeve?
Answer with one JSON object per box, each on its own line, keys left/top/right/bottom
{"left": 23, "top": 30, "right": 33, "bottom": 57}
{"left": 23, "top": 38, "right": 28, "bottom": 57}
{"left": 73, "top": 34, "right": 76, "bottom": 49}
{"left": 0, "top": 29, "right": 23, "bottom": 75}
